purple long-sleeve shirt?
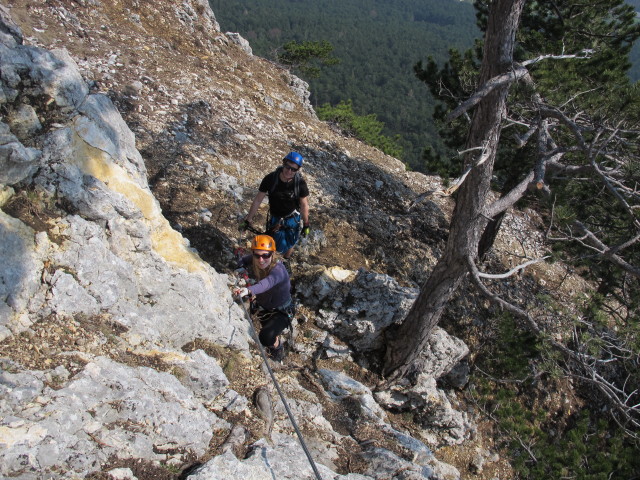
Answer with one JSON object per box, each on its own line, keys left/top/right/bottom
{"left": 239, "top": 254, "right": 291, "bottom": 310}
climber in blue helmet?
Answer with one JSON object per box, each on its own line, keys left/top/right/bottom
{"left": 240, "top": 151, "right": 310, "bottom": 261}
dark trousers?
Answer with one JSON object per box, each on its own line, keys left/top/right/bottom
{"left": 257, "top": 310, "right": 290, "bottom": 347}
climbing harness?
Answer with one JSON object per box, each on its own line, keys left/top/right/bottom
{"left": 236, "top": 297, "right": 324, "bottom": 480}
{"left": 267, "top": 209, "right": 302, "bottom": 233}
{"left": 253, "top": 298, "right": 296, "bottom": 340}
{"left": 266, "top": 165, "right": 303, "bottom": 233}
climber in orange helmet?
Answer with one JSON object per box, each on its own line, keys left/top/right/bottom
{"left": 233, "top": 234, "right": 294, "bottom": 362}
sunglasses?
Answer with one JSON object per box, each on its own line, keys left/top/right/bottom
{"left": 283, "top": 164, "right": 299, "bottom": 172}
{"left": 253, "top": 252, "right": 273, "bottom": 259}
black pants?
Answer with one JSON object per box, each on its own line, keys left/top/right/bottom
{"left": 257, "top": 310, "right": 290, "bottom": 347}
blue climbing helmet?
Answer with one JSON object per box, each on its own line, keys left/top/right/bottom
{"left": 283, "top": 151, "right": 304, "bottom": 168}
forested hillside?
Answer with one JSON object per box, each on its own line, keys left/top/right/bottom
{"left": 210, "top": 0, "right": 480, "bottom": 171}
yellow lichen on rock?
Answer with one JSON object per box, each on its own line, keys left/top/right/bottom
{"left": 71, "top": 132, "right": 207, "bottom": 274}
{"left": 0, "top": 186, "right": 15, "bottom": 207}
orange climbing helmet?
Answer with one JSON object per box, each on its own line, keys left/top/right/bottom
{"left": 251, "top": 234, "right": 276, "bottom": 252}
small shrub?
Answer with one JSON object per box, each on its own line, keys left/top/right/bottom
{"left": 317, "top": 100, "right": 404, "bottom": 159}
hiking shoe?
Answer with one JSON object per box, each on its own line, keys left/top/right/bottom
{"left": 266, "top": 344, "right": 285, "bottom": 363}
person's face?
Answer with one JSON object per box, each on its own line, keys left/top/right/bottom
{"left": 282, "top": 160, "right": 300, "bottom": 181}
{"left": 253, "top": 249, "right": 273, "bottom": 268}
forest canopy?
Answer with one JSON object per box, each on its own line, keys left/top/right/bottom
{"left": 210, "top": 0, "right": 480, "bottom": 172}
{"left": 210, "top": 0, "right": 640, "bottom": 172}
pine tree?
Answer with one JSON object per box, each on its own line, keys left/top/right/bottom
{"left": 384, "top": 0, "right": 640, "bottom": 438}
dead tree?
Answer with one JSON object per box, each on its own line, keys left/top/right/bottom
{"left": 383, "top": 0, "right": 528, "bottom": 381}
{"left": 383, "top": 2, "right": 640, "bottom": 372}
{"left": 382, "top": 0, "right": 640, "bottom": 432}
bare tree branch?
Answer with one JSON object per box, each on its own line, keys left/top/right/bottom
{"left": 446, "top": 64, "right": 529, "bottom": 122}
{"left": 438, "top": 143, "right": 494, "bottom": 196}
{"left": 520, "top": 51, "right": 594, "bottom": 67}
{"left": 572, "top": 222, "right": 640, "bottom": 278}
{"left": 466, "top": 256, "right": 640, "bottom": 436}
{"left": 446, "top": 52, "right": 593, "bottom": 123}
{"left": 486, "top": 79, "right": 640, "bottom": 275}
{"left": 475, "top": 256, "right": 550, "bottom": 279}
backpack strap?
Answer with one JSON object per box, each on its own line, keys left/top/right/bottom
{"left": 269, "top": 166, "right": 301, "bottom": 208}
{"left": 269, "top": 166, "right": 283, "bottom": 196}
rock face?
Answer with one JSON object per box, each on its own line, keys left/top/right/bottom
{"left": 1, "top": 356, "right": 227, "bottom": 474}
{"left": 0, "top": 14, "right": 248, "bottom": 352}
{"left": 0, "top": 5, "right": 253, "bottom": 476}
{"left": 297, "top": 266, "right": 418, "bottom": 354}
{"left": 0, "top": 1, "right": 486, "bottom": 479}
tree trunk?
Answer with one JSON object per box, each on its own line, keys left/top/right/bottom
{"left": 383, "top": 0, "right": 527, "bottom": 381}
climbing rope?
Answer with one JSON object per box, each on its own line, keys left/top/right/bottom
{"left": 237, "top": 297, "right": 324, "bottom": 480}
{"left": 230, "top": 164, "right": 322, "bottom": 478}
